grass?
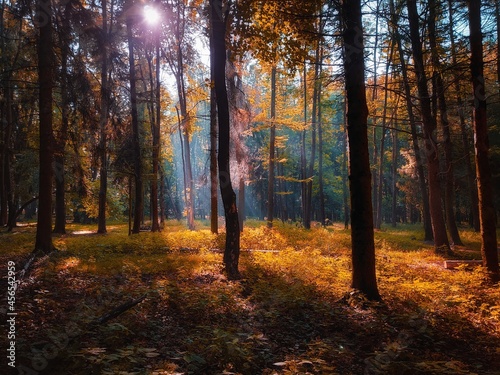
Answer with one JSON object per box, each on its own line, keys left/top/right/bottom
{"left": 1, "top": 221, "right": 499, "bottom": 374}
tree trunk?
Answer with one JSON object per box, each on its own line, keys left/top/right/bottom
{"left": 342, "top": 0, "right": 381, "bottom": 301}
{"left": 210, "top": 30, "right": 218, "bottom": 234}
{"left": 210, "top": 0, "right": 240, "bottom": 279}
{"left": 301, "top": 63, "right": 308, "bottom": 228}
{"left": 448, "top": 0, "right": 480, "bottom": 231}
{"left": 429, "top": 0, "right": 462, "bottom": 246}
{"left": 375, "top": 42, "right": 395, "bottom": 229}
{"left": 267, "top": 65, "right": 276, "bottom": 228}
{"left": 53, "top": 3, "right": 72, "bottom": 235}
{"left": 391, "top": 123, "right": 398, "bottom": 227}
{"left": 35, "top": 0, "right": 54, "bottom": 253}
{"left": 468, "top": 0, "right": 499, "bottom": 282}
{"left": 126, "top": 0, "right": 143, "bottom": 234}
{"left": 149, "top": 33, "right": 161, "bottom": 232}
{"left": 407, "top": 0, "right": 450, "bottom": 253}
{"left": 390, "top": 0, "right": 433, "bottom": 241}
{"left": 97, "top": 0, "right": 109, "bottom": 234}
{"left": 318, "top": 71, "right": 326, "bottom": 226}
{"left": 342, "top": 96, "right": 349, "bottom": 230}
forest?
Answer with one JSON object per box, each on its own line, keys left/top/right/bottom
{"left": 1, "top": 0, "right": 500, "bottom": 374}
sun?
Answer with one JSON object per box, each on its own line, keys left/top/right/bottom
{"left": 143, "top": 5, "right": 161, "bottom": 26}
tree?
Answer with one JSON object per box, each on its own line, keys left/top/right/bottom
{"left": 125, "top": 0, "right": 143, "bottom": 234}
{"left": 341, "top": 0, "right": 380, "bottom": 300}
{"left": 407, "top": 0, "right": 450, "bottom": 253}
{"left": 35, "top": 0, "right": 54, "bottom": 253}
{"left": 97, "top": 0, "right": 110, "bottom": 234}
{"left": 211, "top": 0, "right": 240, "bottom": 279}
{"left": 164, "top": 0, "right": 197, "bottom": 230}
{"left": 468, "top": 0, "right": 499, "bottom": 282}
{"left": 389, "top": 0, "right": 433, "bottom": 241}
{"left": 428, "top": 0, "right": 462, "bottom": 246}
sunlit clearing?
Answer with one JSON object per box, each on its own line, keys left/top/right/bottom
{"left": 144, "top": 5, "right": 161, "bottom": 26}
{"left": 72, "top": 230, "right": 93, "bottom": 235}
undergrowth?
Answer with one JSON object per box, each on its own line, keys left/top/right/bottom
{"left": 0, "top": 221, "right": 499, "bottom": 374}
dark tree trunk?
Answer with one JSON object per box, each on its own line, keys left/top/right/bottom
{"left": 468, "top": 0, "right": 499, "bottom": 282}
{"left": 342, "top": 0, "right": 381, "bottom": 301}
{"left": 35, "top": 0, "right": 54, "bottom": 253}
{"left": 126, "top": 0, "right": 143, "bottom": 234}
{"left": 342, "top": 97, "right": 349, "bottom": 230}
{"left": 301, "top": 63, "right": 307, "bottom": 228}
{"left": 407, "top": 0, "right": 450, "bottom": 253}
{"left": 305, "top": 41, "right": 321, "bottom": 229}
{"left": 210, "top": 31, "right": 218, "bottom": 234}
{"left": 149, "top": 34, "right": 161, "bottom": 232}
{"left": 97, "top": 0, "right": 109, "bottom": 234}
{"left": 390, "top": 0, "right": 433, "bottom": 241}
{"left": 429, "top": 0, "right": 462, "bottom": 246}
{"left": 375, "top": 42, "right": 395, "bottom": 229}
{"left": 391, "top": 124, "right": 398, "bottom": 227}
{"left": 267, "top": 66, "right": 276, "bottom": 228}
{"left": 448, "top": 0, "right": 480, "bottom": 232}
{"left": 53, "top": 3, "right": 72, "bottom": 235}
{"left": 210, "top": 0, "right": 240, "bottom": 279}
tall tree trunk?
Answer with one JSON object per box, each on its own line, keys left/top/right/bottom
{"left": 305, "top": 40, "right": 321, "bottom": 229}
{"left": 468, "top": 0, "right": 499, "bottom": 282}
{"left": 301, "top": 63, "right": 308, "bottom": 228}
{"left": 148, "top": 33, "right": 161, "bottom": 232}
{"left": 53, "top": 2, "right": 72, "bottom": 235}
{"left": 342, "top": 0, "right": 381, "bottom": 301}
{"left": 35, "top": 0, "right": 54, "bottom": 253}
{"left": 175, "top": 51, "right": 195, "bottom": 230}
{"left": 390, "top": 0, "right": 433, "bottom": 241}
{"left": 126, "top": 0, "right": 143, "bottom": 234}
{"left": 343, "top": 118, "right": 349, "bottom": 230}
{"left": 448, "top": 0, "right": 480, "bottom": 231}
{"left": 267, "top": 65, "right": 276, "bottom": 228}
{"left": 210, "top": 0, "right": 240, "bottom": 279}
{"left": 210, "top": 29, "right": 218, "bottom": 234}
{"left": 318, "top": 72, "right": 326, "bottom": 226}
{"left": 391, "top": 121, "right": 398, "bottom": 227}
{"left": 371, "top": 0, "right": 381, "bottom": 227}
{"left": 429, "top": 0, "right": 462, "bottom": 246}
{"left": 375, "top": 42, "right": 395, "bottom": 229}
{"left": 97, "top": 0, "right": 109, "bottom": 234}
{"left": 407, "top": 0, "right": 450, "bottom": 253}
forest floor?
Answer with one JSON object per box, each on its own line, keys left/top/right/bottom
{"left": 1, "top": 221, "right": 499, "bottom": 375}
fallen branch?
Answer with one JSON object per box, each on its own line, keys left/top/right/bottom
{"left": 94, "top": 294, "right": 148, "bottom": 325}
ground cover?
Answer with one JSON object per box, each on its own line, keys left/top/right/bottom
{"left": 1, "top": 221, "right": 499, "bottom": 374}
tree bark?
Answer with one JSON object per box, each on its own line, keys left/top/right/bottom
{"left": 448, "top": 0, "right": 480, "bottom": 231}
{"left": 148, "top": 32, "right": 161, "bottom": 232}
{"left": 267, "top": 65, "right": 276, "bottom": 228}
{"left": 428, "top": 0, "right": 462, "bottom": 246}
{"left": 468, "top": 0, "right": 499, "bottom": 282}
{"left": 390, "top": 0, "right": 433, "bottom": 241}
{"left": 97, "top": 0, "right": 109, "bottom": 234}
{"left": 407, "top": 0, "right": 450, "bottom": 253}
{"left": 210, "top": 0, "right": 240, "bottom": 279}
{"left": 126, "top": 0, "right": 143, "bottom": 234}
{"left": 210, "top": 29, "right": 218, "bottom": 234}
{"left": 53, "top": 2, "right": 72, "bottom": 235}
{"left": 342, "top": 0, "right": 380, "bottom": 301}
{"left": 35, "top": 0, "right": 54, "bottom": 253}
